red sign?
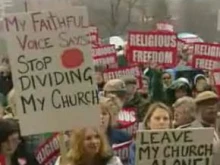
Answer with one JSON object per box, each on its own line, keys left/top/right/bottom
{"left": 128, "top": 31, "right": 177, "bottom": 68}
{"left": 211, "top": 69, "right": 220, "bottom": 95}
{"left": 156, "top": 22, "right": 174, "bottom": 32}
{"left": 117, "top": 108, "right": 138, "bottom": 136}
{"left": 113, "top": 140, "right": 132, "bottom": 165}
{"left": 192, "top": 43, "right": 220, "bottom": 70}
{"left": 35, "top": 134, "right": 60, "bottom": 165}
{"left": 103, "top": 65, "right": 142, "bottom": 88}
{"left": 88, "top": 26, "right": 99, "bottom": 45}
{"left": 92, "top": 45, "right": 117, "bottom": 66}
{"left": 0, "top": 155, "right": 5, "bottom": 165}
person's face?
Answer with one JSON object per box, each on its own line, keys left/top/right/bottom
{"left": 174, "top": 105, "right": 191, "bottom": 127}
{"left": 95, "top": 72, "right": 104, "bottom": 84}
{"left": 83, "top": 128, "right": 101, "bottom": 156}
{"left": 148, "top": 108, "right": 170, "bottom": 129}
{"left": 100, "top": 108, "right": 110, "bottom": 131}
{"left": 162, "top": 73, "right": 171, "bottom": 86}
{"left": 198, "top": 99, "right": 218, "bottom": 125}
{"left": 126, "top": 84, "right": 137, "bottom": 96}
{"left": 196, "top": 79, "right": 207, "bottom": 92}
{"left": 1, "top": 133, "right": 20, "bottom": 156}
{"left": 175, "top": 88, "right": 187, "bottom": 99}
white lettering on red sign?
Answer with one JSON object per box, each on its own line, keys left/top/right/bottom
{"left": 129, "top": 34, "right": 176, "bottom": 47}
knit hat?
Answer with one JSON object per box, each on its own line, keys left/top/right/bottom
{"left": 194, "top": 74, "right": 206, "bottom": 85}
{"left": 103, "top": 79, "right": 126, "bottom": 92}
{"left": 122, "top": 77, "right": 137, "bottom": 85}
{"left": 195, "top": 91, "right": 218, "bottom": 104}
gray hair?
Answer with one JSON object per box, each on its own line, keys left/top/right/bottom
{"left": 173, "top": 96, "right": 196, "bottom": 117}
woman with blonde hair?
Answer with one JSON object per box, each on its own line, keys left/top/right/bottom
{"left": 99, "top": 95, "right": 131, "bottom": 146}
{"left": 56, "top": 127, "right": 123, "bottom": 165}
{"left": 129, "top": 102, "right": 173, "bottom": 165}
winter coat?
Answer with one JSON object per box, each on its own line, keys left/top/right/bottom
{"left": 179, "top": 120, "right": 220, "bottom": 165}
{"left": 107, "top": 127, "right": 132, "bottom": 146}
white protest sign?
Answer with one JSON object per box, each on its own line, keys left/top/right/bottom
{"left": 136, "top": 128, "right": 214, "bottom": 165}
{"left": 4, "top": 7, "right": 99, "bottom": 135}
{"left": 26, "top": 0, "right": 76, "bottom": 11}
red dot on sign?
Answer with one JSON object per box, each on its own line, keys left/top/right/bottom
{"left": 61, "top": 48, "right": 84, "bottom": 69}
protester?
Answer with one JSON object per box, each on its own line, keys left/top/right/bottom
{"left": 183, "top": 91, "right": 220, "bottom": 165}
{"left": 166, "top": 77, "right": 192, "bottom": 106}
{"left": 162, "top": 72, "right": 172, "bottom": 90}
{"left": 55, "top": 127, "right": 123, "bottom": 165}
{"left": 95, "top": 65, "right": 106, "bottom": 92}
{"left": 99, "top": 96, "right": 131, "bottom": 146}
{"left": 129, "top": 102, "right": 172, "bottom": 165}
{"left": 103, "top": 79, "right": 127, "bottom": 107}
{"left": 122, "top": 77, "right": 149, "bottom": 122}
{"left": 0, "top": 119, "right": 38, "bottom": 165}
{"left": 173, "top": 96, "right": 196, "bottom": 128}
{"left": 193, "top": 74, "right": 208, "bottom": 96}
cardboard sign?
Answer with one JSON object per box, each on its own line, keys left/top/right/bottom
{"left": 128, "top": 31, "right": 177, "bottom": 68}
{"left": 135, "top": 128, "right": 214, "bottom": 165}
{"left": 192, "top": 43, "right": 220, "bottom": 70}
{"left": 103, "top": 65, "right": 142, "bottom": 88}
{"left": 88, "top": 26, "right": 99, "bottom": 45}
{"left": 113, "top": 140, "right": 133, "bottom": 165}
{"left": 27, "top": 0, "right": 74, "bottom": 11}
{"left": 92, "top": 45, "right": 117, "bottom": 66}
{"left": 0, "top": 155, "right": 5, "bottom": 165}
{"left": 156, "top": 22, "right": 174, "bottom": 32}
{"left": 4, "top": 7, "right": 99, "bottom": 135}
{"left": 35, "top": 134, "right": 60, "bottom": 165}
{"left": 117, "top": 108, "right": 138, "bottom": 136}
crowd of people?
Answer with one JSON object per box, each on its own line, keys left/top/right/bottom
{"left": 0, "top": 48, "right": 219, "bottom": 165}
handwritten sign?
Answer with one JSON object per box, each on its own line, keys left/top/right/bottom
{"left": 4, "top": 7, "right": 99, "bottom": 135}
{"left": 128, "top": 31, "right": 177, "bottom": 68}
{"left": 136, "top": 128, "right": 214, "bottom": 165}
{"left": 27, "top": 0, "right": 75, "bottom": 11}
{"left": 192, "top": 43, "right": 220, "bottom": 70}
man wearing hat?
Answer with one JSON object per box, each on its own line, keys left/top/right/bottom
{"left": 103, "top": 79, "right": 127, "bottom": 106}
{"left": 183, "top": 91, "right": 220, "bottom": 165}
{"left": 122, "top": 76, "right": 149, "bottom": 122}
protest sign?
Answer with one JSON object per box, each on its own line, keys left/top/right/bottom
{"left": 0, "top": 155, "right": 5, "bottom": 165}
{"left": 4, "top": 7, "right": 99, "bottom": 135}
{"left": 156, "top": 22, "right": 174, "bottom": 32}
{"left": 35, "top": 133, "right": 60, "bottom": 165}
{"left": 26, "top": 0, "right": 75, "bottom": 11}
{"left": 211, "top": 69, "right": 220, "bottom": 95}
{"left": 88, "top": 26, "right": 99, "bottom": 45}
{"left": 117, "top": 108, "right": 138, "bottom": 136}
{"left": 192, "top": 43, "right": 220, "bottom": 70}
{"left": 135, "top": 128, "right": 214, "bottom": 165}
{"left": 103, "top": 65, "right": 142, "bottom": 88}
{"left": 113, "top": 140, "right": 133, "bottom": 165}
{"left": 128, "top": 31, "right": 177, "bottom": 68}
{"left": 92, "top": 44, "right": 117, "bottom": 66}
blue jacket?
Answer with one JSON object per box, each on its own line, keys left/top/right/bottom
{"left": 107, "top": 128, "right": 132, "bottom": 146}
